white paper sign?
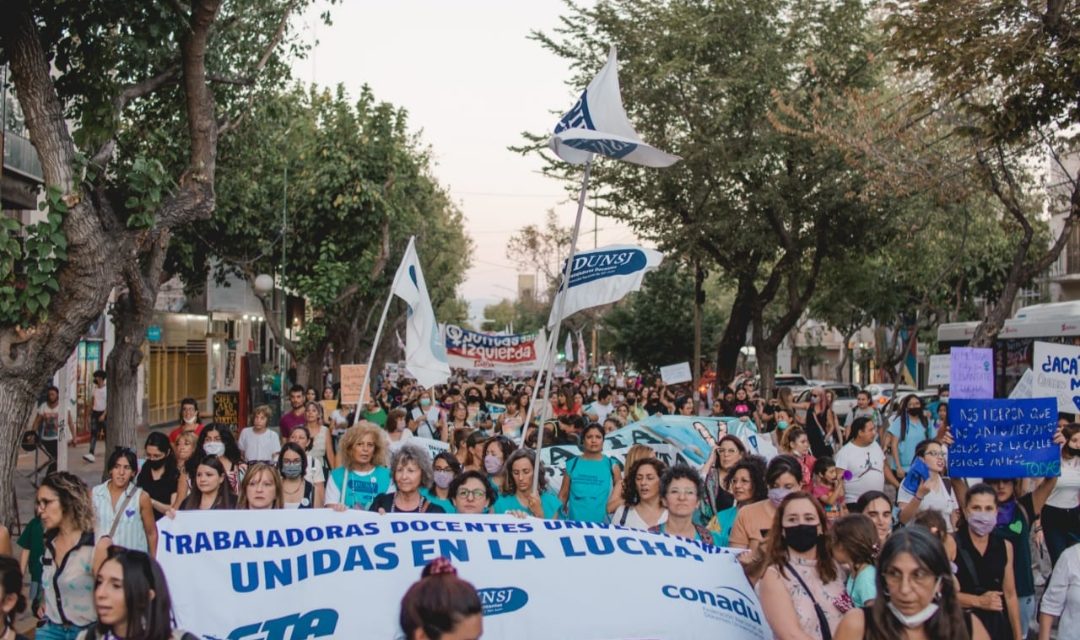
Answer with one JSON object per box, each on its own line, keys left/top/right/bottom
{"left": 1032, "top": 341, "right": 1080, "bottom": 414}
{"left": 949, "top": 347, "right": 994, "bottom": 399}
{"left": 1008, "top": 368, "right": 1034, "bottom": 400}
{"left": 660, "top": 362, "right": 693, "bottom": 385}
{"left": 158, "top": 510, "right": 771, "bottom": 640}
{"left": 927, "top": 354, "right": 951, "bottom": 386}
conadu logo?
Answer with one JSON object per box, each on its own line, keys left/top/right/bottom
{"left": 661, "top": 584, "right": 763, "bottom": 626}
{"left": 476, "top": 586, "right": 529, "bottom": 616}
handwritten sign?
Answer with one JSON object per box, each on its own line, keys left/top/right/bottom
{"left": 1032, "top": 341, "right": 1080, "bottom": 414}
{"left": 948, "top": 398, "right": 1059, "bottom": 478}
{"left": 1008, "top": 368, "right": 1034, "bottom": 400}
{"left": 339, "top": 364, "right": 367, "bottom": 406}
{"left": 212, "top": 391, "right": 239, "bottom": 430}
{"left": 949, "top": 347, "right": 994, "bottom": 399}
{"left": 660, "top": 361, "right": 693, "bottom": 385}
{"left": 927, "top": 354, "right": 950, "bottom": 386}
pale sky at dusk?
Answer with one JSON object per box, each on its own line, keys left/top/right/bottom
{"left": 292, "top": 0, "right": 641, "bottom": 324}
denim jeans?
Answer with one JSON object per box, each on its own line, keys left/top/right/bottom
{"left": 1017, "top": 594, "right": 1035, "bottom": 639}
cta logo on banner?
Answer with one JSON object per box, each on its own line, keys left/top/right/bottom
{"left": 443, "top": 325, "right": 546, "bottom": 371}
{"left": 158, "top": 510, "right": 771, "bottom": 640}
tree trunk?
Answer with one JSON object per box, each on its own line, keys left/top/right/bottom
{"left": 834, "top": 328, "right": 857, "bottom": 382}
{"left": 715, "top": 276, "right": 755, "bottom": 384}
{"left": 692, "top": 261, "right": 704, "bottom": 386}
{"left": 0, "top": 374, "right": 40, "bottom": 525}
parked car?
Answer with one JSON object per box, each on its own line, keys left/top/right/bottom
{"left": 795, "top": 383, "right": 861, "bottom": 422}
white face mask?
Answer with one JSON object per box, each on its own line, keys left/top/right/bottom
{"left": 203, "top": 441, "right": 225, "bottom": 456}
{"left": 886, "top": 578, "right": 942, "bottom": 628}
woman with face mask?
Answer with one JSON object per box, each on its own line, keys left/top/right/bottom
{"left": 897, "top": 440, "right": 959, "bottom": 532}
{"left": 954, "top": 484, "right": 1021, "bottom": 640}
{"left": 370, "top": 444, "right": 445, "bottom": 514}
{"left": 1042, "top": 422, "right": 1080, "bottom": 567}
{"left": 835, "top": 526, "right": 989, "bottom": 640}
{"left": 91, "top": 449, "right": 157, "bottom": 555}
{"left": 277, "top": 443, "right": 320, "bottom": 508}
{"left": 481, "top": 436, "right": 517, "bottom": 491}
{"left": 758, "top": 492, "right": 851, "bottom": 639}
{"left": 195, "top": 424, "right": 245, "bottom": 495}
{"left": 421, "top": 452, "right": 461, "bottom": 513}
{"left": 558, "top": 424, "right": 623, "bottom": 523}
{"left": 135, "top": 432, "right": 180, "bottom": 521}
{"left": 611, "top": 458, "right": 669, "bottom": 530}
{"left": 729, "top": 455, "right": 803, "bottom": 558}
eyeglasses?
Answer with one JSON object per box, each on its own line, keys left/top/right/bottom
{"left": 456, "top": 489, "right": 487, "bottom": 500}
{"left": 924, "top": 450, "right": 945, "bottom": 458}
{"left": 883, "top": 568, "right": 938, "bottom": 589}
{"left": 35, "top": 498, "right": 57, "bottom": 509}
{"left": 666, "top": 488, "right": 698, "bottom": 498}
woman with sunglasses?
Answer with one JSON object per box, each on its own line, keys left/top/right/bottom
{"left": 79, "top": 547, "right": 197, "bottom": 640}
{"left": 91, "top": 448, "right": 157, "bottom": 556}
{"left": 36, "top": 472, "right": 111, "bottom": 640}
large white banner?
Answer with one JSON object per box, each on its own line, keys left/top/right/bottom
{"left": 159, "top": 510, "right": 771, "bottom": 640}
{"left": 1033, "top": 341, "right": 1080, "bottom": 414}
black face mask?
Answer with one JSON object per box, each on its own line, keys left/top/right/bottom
{"left": 783, "top": 524, "right": 820, "bottom": 553}
{"left": 146, "top": 457, "right": 167, "bottom": 470}
{"left": 627, "top": 397, "right": 636, "bottom": 405}
{"left": 908, "top": 407, "right": 923, "bottom": 416}
{"left": 1066, "top": 445, "right": 1080, "bottom": 458}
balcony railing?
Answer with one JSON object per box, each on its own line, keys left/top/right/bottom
{"left": 2, "top": 130, "right": 43, "bottom": 181}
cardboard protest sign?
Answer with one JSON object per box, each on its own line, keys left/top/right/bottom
{"left": 339, "top": 364, "right": 367, "bottom": 405}
{"left": 949, "top": 348, "right": 994, "bottom": 399}
{"left": 927, "top": 354, "right": 950, "bottom": 386}
{"left": 1032, "top": 341, "right": 1080, "bottom": 414}
{"left": 948, "top": 398, "right": 1059, "bottom": 478}
{"left": 660, "top": 362, "right": 693, "bottom": 385}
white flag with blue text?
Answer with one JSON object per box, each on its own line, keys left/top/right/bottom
{"left": 549, "top": 46, "right": 680, "bottom": 168}
{"left": 391, "top": 237, "right": 450, "bottom": 388}
{"left": 564, "top": 332, "right": 574, "bottom": 362}
{"left": 548, "top": 244, "right": 664, "bottom": 328}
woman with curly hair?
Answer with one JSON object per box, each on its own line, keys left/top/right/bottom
{"left": 36, "top": 472, "right": 111, "bottom": 640}
{"left": 493, "top": 449, "right": 561, "bottom": 519}
{"left": 370, "top": 444, "right": 445, "bottom": 514}
{"left": 610, "top": 458, "right": 668, "bottom": 530}
{"left": 327, "top": 423, "right": 391, "bottom": 511}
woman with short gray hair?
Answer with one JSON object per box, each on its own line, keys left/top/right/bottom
{"left": 370, "top": 443, "right": 445, "bottom": 514}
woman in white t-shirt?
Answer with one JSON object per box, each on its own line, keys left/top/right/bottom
{"left": 610, "top": 458, "right": 669, "bottom": 530}
{"left": 385, "top": 408, "right": 414, "bottom": 453}
{"left": 897, "top": 439, "right": 959, "bottom": 532}
{"left": 835, "top": 416, "right": 890, "bottom": 506}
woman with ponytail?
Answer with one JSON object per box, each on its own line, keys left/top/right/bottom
{"left": 399, "top": 557, "right": 483, "bottom": 640}
{"left": 0, "top": 556, "right": 29, "bottom": 640}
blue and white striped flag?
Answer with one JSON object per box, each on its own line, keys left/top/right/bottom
{"left": 549, "top": 46, "right": 680, "bottom": 168}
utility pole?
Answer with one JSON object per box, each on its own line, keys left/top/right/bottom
{"left": 591, "top": 204, "right": 598, "bottom": 371}
{"left": 692, "top": 260, "right": 704, "bottom": 388}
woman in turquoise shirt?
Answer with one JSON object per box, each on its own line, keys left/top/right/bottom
{"left": 559, "top": 424, "right": 623, "bottom": 523}
{"left": 648, "top": 465, "right": 724, "bottom": 546}
{"left": 420, "top": 452, "right": 461, "bottom": 513}
{"left": 494, "top": 449, "right": 561, "bottom": 518}
{"left": 326, "top": 424, "right": 391, "bottom": 511}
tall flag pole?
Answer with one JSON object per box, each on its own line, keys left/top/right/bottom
{"left": 521, "top": 46, "right": 680, "bottom": 493}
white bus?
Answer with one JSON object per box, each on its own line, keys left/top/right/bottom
{"left": 936, "top": 301, "right": 1080, "bottom": 398}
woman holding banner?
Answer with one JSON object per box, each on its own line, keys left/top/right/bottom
{"left": 559, "top": 424, "right": 622, "bottom": 523}
{"left": 494, "top": 449, "right": 561, "bottom": 519}
{"left": 278, "top": 443, "right": 320, "bottom": 509}
{"left": 449, "top": 471, "right": 496, "bottom": 515}
{"left": 421, "top": 452, "right": 461, "bottom": 513}
{"left": 700, "top": 434, "right": 748, "bottom": 517}
{"left": 648, "top": 465, "right": 722, "bottom": 545}
{"left": 758, "top": 492, "right": 851, "bottom": 640}
{"left": 611, "top": 458, "right": 668, "bottom": 529}
{"left": 370, "top": 444, "right": 445, "bottom": 514}
{"left": 237, "top": 463, "right": 284, "bottom": 510}
{"left": 1042, "top": 422, "right": 1080, "bottom": 567}
{"left": 326, "top": 424, "right": 391, "bottom": 511}
{"left": 178, "top": 456, "right": 235, "bottom": 511}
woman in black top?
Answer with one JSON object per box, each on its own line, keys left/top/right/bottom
{"left": 803, "top": 387, "right": 834, "bottom": 459}
{"left": 370, "top": 443, "right": 446, "bottom": 514}
{"left": 955, "top": 484, "right": 1021, "bottom": 640}
{"left": 135, "top": 432, "right": 180, "bottom": 520}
